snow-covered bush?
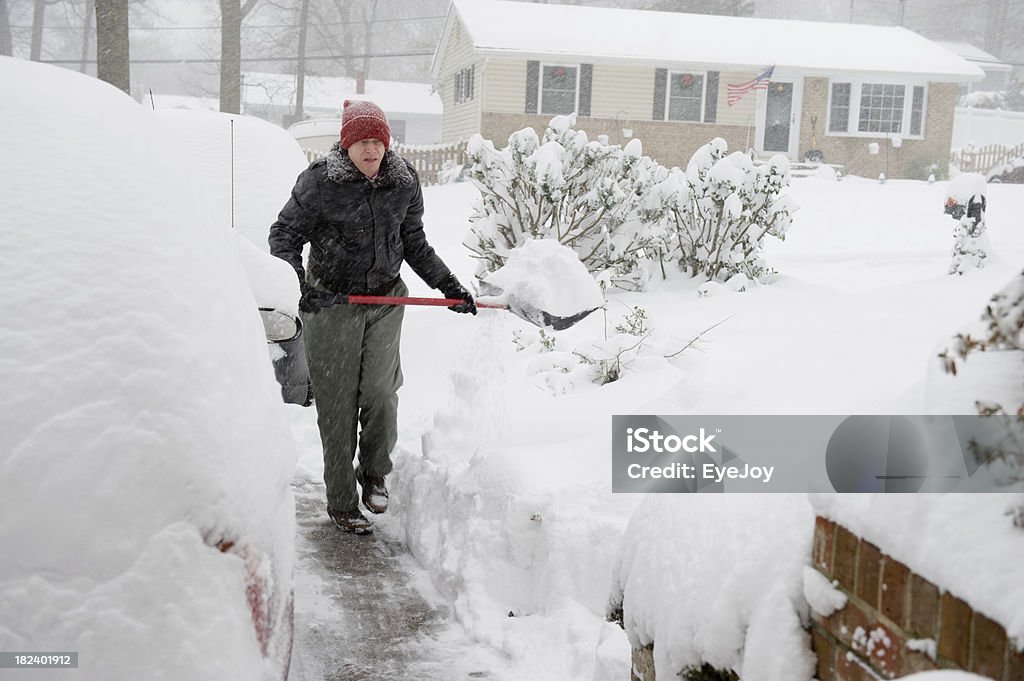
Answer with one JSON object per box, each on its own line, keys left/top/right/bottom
{"left": 466, "top": 121, "right": 794, "bottom": 290}
{"left": 940, "top": 270, "right": 1024, "bottom": 411}
{"left": 465, "top": 115, "right": 679, "bottom": 290}
{"left": 938, "top": 271, "right": 1024, "bottom": 501}
{"left": 668, "top": 138, "right": 795, "bottom": 281}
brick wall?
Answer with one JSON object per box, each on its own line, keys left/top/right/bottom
{"left": 811, "top": 516, "right": 1023, "bottom": 681}
{"left": 481, "top": 112, "right": 754, "bottom": 171}
{"left": 797, "top": 79, "right": 957, "bottom": 180}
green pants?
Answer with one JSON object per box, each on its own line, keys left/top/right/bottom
{"left": 300, "top": 279, "right": 407, "bottom": 512}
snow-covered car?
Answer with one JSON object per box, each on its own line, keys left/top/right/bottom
{"left": 1, "top": 58, "right": 296, "bottom": 679}
{"left": 986, "top": 155, "right": 1024, "bottom": 183}
{"left": 155, "top": 109, "right": 313, "bottom": 406}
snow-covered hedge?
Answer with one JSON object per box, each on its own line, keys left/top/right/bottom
{"left": 669, "top": 138, "right": 795, "bottom": 282}
{"left": 463, "top": 115, "right": 795, "bottom": 290}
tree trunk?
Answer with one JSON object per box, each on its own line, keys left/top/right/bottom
{"left": 80, "top": 0, "right": 95, "bottom": 73}
{"left": 0, "top": 0, "right": 12, "bottom": 57}
{"left": 30, "top": 0, "right": 45, "bottom": 60}
{"left": 219, "top": 0, "right": 242, "bottom": 113}
{"left": 220, "top": 0, "right": 258, "bottom": 114}
{"left": 359, "top": 0, "right": 379, "bottom": 80}
{"left": 294, "top": 0, "right": 311, "bottom": 123}
{"left": 95, "top": 0, "right": 130, "bottom": 94}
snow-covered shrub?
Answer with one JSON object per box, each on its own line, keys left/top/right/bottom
{"left": 944, "top": 172, "right": 990, "bottom": 275}
{"left": 667, "top": 138, "right": 796, "bottom": 281}
{"left": 464, "top": 114, "right": 677, "bottom": 290}
{"left": 938, "top": 271, "right": 1024, "bottom": 501}
{"left": 940, "top": 270, "right": 1024, "bottom": 410}
{"left": 466, "top": 123, "right": 794, "bottom": 290}
{"left": 958, "top": 90, "right": 1005, "bottom": 109}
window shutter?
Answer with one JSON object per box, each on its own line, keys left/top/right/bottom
{"left": 653, "top": 68, "right": 667, "bottom": 121}
{"left": 704, "top": 71, "right": 719, "bottom": 123}
{"left": 526, "top": 61, "right": 539, "bottom": 114}
{"left": 578, "top": 63, "right": 593, "bottom": 117}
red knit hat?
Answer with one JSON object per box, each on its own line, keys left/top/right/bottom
{"left": 340, "top": 99, "right": 391, "bottom": 150}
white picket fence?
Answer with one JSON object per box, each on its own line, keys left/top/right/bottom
{"left": 951, "top": 107, "right": 1024, "bottom": 173}
{"left": 950, "top": 141, "right": 1024, "bottom": 175}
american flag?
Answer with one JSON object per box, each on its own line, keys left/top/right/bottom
{"left": 726, "top": 66, "right": 775, "bottom": 107}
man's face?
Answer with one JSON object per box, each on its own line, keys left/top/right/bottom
{"left": 347, "top": 138, "right": 386, "bottom": 178}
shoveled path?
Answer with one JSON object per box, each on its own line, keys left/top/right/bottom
{"left": 288, "top": 479, "right": 505, "bottom": 681}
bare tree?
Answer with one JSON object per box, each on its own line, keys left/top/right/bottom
{"left": 220, "top": 0, "right": 259, "bottom": 114}
{"left": 294, "top": 0, "right": 311, "bottom": 121}
{"left": 30, "top": 0, "right": 46, "bottom": 59}
{"left": 96, "top": 0, "right": 129, "bottom": 94}
{"left": 80, "top": 0, "right": 94, "bottom": 72}
{"left": 357, "top": 0, "right": 379, "bottom": 80}
{"left": 0, "top": 0, "right": 12, "bottom": 56}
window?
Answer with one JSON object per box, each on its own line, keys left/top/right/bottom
{"left": 454, "top": 65, "right": 475, "bottom": 105}
{"left": 827, "top": 80, "right": 927, "bottom": 138}
{"left": 909, "top": 85, "right": 925, "bottom": 136}
{"left": 667, "top": 72, "right": 705, "bottom": 122}
{"left": 828, "top": 83, "right": 850, "bottom": 133}
{"left": 858, "top": 83, "right": 905, "bottom": 133}
{"left": 540, "top": 64, "right": 578, "bottom": 115}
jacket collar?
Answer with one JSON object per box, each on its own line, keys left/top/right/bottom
{"left": 324, "top": 142, "right": 415, "bottom": 188}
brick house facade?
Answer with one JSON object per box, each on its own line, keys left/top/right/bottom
{"left": 433, "top": 0, "right": 982, "bottom": 179}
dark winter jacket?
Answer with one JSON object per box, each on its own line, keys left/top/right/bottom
{"left": 269, "top": 144, "right": 451, "bottom": 295}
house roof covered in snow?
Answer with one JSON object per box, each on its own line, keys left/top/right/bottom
{"left": 935, "top": 41, "right": 1013, "bottom": 73}
{"left": 242, "top": 72, "right": 442, "bottom": 116}
{"left": 436, "top": 0, "right": 983, "bottom": 83}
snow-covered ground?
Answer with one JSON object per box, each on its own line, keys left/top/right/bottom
{"left": 3, "top": 55, "right": 1023, "bottom": 681}
{"left": 286, "top": 174, "right": 1024, "bottom": 680}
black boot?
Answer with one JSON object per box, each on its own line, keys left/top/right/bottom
{"left": 327, "top": 506, "right": 373, "bottom": 534}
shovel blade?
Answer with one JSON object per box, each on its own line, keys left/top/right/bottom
{"left": 501, "top": 295, "right": 600, "bottom": 331}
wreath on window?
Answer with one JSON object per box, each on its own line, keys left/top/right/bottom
{"left": 680, "top": 73, "right": 694, "bottom": 87}
{"left": 554, "top": 67, "right": 566, "bottom": 78}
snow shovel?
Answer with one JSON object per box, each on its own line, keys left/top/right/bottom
{"left": 337, "top": 294, "right": 599, "bottom": 331}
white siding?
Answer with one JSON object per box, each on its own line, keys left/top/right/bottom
{"left": 438, "top": 17, "right": 483, "bottom": 142}
{"left": 590, "top": 64, "right": 654, "bottom": 119}
{"left": 715, "top": 70, "right": 759, "bottom": 126}
{"left": 483, "top": 59, "right": 527, "bottom": 114}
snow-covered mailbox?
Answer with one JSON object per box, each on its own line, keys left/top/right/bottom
{"left": 944, "top": 172, "right": 990, "bottom": 276}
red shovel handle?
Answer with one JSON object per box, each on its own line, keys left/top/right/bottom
{"left": 346, "top": 294, "right": 507, "bottom": 310}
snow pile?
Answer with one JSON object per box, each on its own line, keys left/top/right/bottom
{"left": 946, "top": 172, "right": 987, "bottom": 205}
{"left": 481, "top": 238, "right": 605, "bottom": 317}
{"left": 153, "top": 110, "right": 306, "bottom": 316}
{"left": 154, "top": 109, "right": 309, "bottom": 252}
{"left": 330, "top": 172, "right": 1024, "bottom": 681}
{"left": 0, "top": 58, "right": 296, "bottom": 679}
{"left": 811, "top": 494, "right": 1024, "bottom": 643}
{"left": 608, "top": 495, "right": 816, "bottom": 680}
{"left": 802, "top": 565, "right": 847, "bottom": 617}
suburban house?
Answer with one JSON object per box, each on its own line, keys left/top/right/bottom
{"left": 240, "top": 71, "right": 443, "bottom": 146}
{"left": 432, "top": 0, "right": 984, "bottom": 179}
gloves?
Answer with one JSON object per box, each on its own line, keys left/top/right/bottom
{"left": 299, "top": 283, "right": 342, "bottom": 314}
{"left": 438, "top": 274, "right": 477, "bottom": 315}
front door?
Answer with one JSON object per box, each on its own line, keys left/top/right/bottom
{"left": 758, "top": 78, "right": 802, "bottom": 159}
